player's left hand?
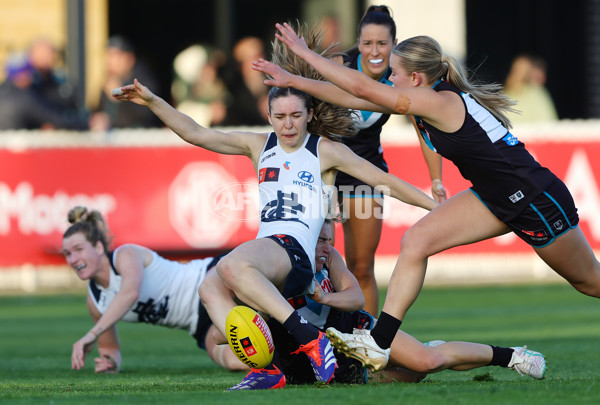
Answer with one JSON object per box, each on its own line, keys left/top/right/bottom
{"left": 308, "top": 279, "right": 326, "bottom": 303}
{"left": 94, "top": 354, "right": 119, "bottom": 374}
{"left": 431, "top": 179, "right": 447, "bottom": 203}
{"left": 111, "top": 78, "right": 156, "bottom": 106}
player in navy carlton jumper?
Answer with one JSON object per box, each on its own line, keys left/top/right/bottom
{"left": 334, "top": 6, "right": 447, "bottom": 315}
{"left": 63, "top": 206, "right": 245, "bottom": 374}
{"left": 113, "top": 78, "right": 436, "bottom": 388}
{"left": 268, "top": 24, "right": 599, "bottom": 372}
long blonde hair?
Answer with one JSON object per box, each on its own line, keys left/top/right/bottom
{"left": 393, "top": 36, "right": 517, "bottom": 129}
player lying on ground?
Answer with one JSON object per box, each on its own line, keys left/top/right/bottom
{"left": 216, "top": 219, "right": 547, "bottom": 389}
{"left": 63, "top": 206, "right": 245, "bottom": 373}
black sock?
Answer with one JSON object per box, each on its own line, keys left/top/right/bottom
{"left": 371, "top": 312, "right": 402, "bottom": 349}
{"left": 282, "top": 311, "right": 319, "bottom": 345}
{"left": 488, "top": 346, "right": 514, "bottom": 367}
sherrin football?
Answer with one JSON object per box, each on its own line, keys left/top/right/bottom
{"left": 225, "top": 305, "right": 274, "bottom": 369}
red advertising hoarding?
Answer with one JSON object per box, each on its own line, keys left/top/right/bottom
{"left": 1, "top": 139, "right": 599, "bottom": 266}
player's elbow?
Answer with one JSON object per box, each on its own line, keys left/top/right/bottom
{"left": 121, "top": 289, "right": 139, "bottom": 304}
{"left": 354, "top": 294, "right": 366, "bottom": 312}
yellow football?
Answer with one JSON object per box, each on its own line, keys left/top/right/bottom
{"left": 225, "top": 305, "right": 274, "bottom": 369}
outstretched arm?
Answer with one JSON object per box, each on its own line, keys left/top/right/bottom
{"left": 274, "top": 23, "right": 405, "bottom": 112}
{"left": 71, "top": 245, "right": 143, "bottom": 372}
{"left": 71, "top": 295, "right": 122, "bottom": 373}
{"left": 112, "top": 79, "right": 264, "bottom": 158}
{"left": 321, "top": 140, "right": 438, "bottom": 212}
{"left": 90, "top": 298, "right": 122, "bottom": 374}
{"left": 274, "top": 22, "right": 461, "bottom": 125}
{"left": 252, "top": 58, "right": 392, "bottom": 114}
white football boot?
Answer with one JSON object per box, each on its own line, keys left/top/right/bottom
{"left": 326, "top": 327, "right": 391, "bottom": 371}
{"left": 508, "top": 346, "right": 547, "bottom": 379}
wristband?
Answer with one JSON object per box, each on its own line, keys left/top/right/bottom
{"left": 89, "top": 330, "right": 99, "bottom": 339}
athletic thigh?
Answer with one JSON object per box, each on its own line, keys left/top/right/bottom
{"left": 403, "top": 190, "right": 511, "bottom": 256}
{"left": 534, "top": 226, "right": 600, "bottom": 285}
{"left": 221, "top": 238, "right": 292, "bottom": 288}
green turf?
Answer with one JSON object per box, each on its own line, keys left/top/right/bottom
{"left": 1, "top": 283, "right": 599, "bottom": 404}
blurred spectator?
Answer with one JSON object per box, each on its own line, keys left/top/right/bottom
{"left": 221, "top": 37, "right": 269, "bottom": 126}
{"left": 171, "top": 44, "right": 228, "bottom": 127}
{"left": 0, "top": 52, "right": 85, "bottom": 130}
{"left": 28, "top": 37, "right": 88, "bottom": 128}
{"left": 320, "top": 14, "right": 343, "bottom": 53}
{"left": 89, "top": 35, "right": 162, "bottom": 131}
{"left": 504, "top": 54, "right": 558, "bottom": 124}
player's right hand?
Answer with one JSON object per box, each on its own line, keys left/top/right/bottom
{"left": 71, "top": 333, "right": 96, "bottom": 370}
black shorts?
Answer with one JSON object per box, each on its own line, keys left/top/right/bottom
{"left": 193, "top": 301, "right": 212, "bottom": 349}
{"left": 268, "top": 310, "right": 375, "bottom": 385}
{"left": 505, "top": 177, "right": 579, "bottom": 247}
{"left": 192, "top": 253, "right": 229, "bottom": 349}
{"left": 335, "top": 152, "right": 388, "bottom": 198}
{"left": 266, "top": 234, "right": 314, "bottom": 298}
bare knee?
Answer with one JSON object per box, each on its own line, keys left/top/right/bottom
{"left": 198, "top": 269, "right": 231, "bottom": 305}
{"left": 198, "top": 281, "right": 212, "bottom": 304}
{"left": 217, "top": 345, "right": 248, "bottom": 371}
{"left": 351, "top": 259, "right": 376, "bottom": 281}
{"left": 413, "top": 349, "right": 446, "bottom": 374}
{"left": 215, "top": 257, "right": 239, "bottom": 288}
{"left": 571, "top": 279, "right": 600, "bottom": 298}
{"left": 400, "top": 228, "right": 431, "bottom": 260}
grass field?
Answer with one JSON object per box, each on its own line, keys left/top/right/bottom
{"left": 1, "top": 282, "right": 600, "bottom": 404}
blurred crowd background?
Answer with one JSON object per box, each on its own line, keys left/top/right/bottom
{"left": 1, "top": 0, "right": 599, "bottom": 133}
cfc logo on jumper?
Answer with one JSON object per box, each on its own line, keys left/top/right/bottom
{"left": 509, "top": 190, "right": 524, "bottom": 203}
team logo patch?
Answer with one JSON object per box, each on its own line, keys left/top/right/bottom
{"left": 502, "top": 133, "right": 519, "bottom": 146}
{"left": 521, "top": 229, "right": 549, "bottom": 241}
{"left": 297, "top": 170, "right": 314, "bottom": 183}
{"left": 287, "top": 295, "right": 308, "bottom": 309}
{"left": 240, "top": 336, "right": 257, "bottom": 357}
{"left": 509, "top": 190, "right": 525, "bottom": 203}
{"left": 259, "top": 167, "right": 280, "bottom": 183}
{"left": 553, "top": 220, "right": 564, "bottom": 231}
{"left": 273, "top": 234, "right": 292, "bottom": 245}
